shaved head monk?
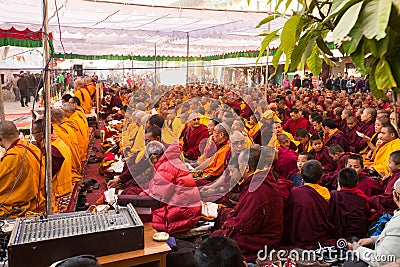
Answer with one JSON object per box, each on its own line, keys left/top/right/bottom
{"left": 369, "top": 150, "right": 400, "bottom": 215}
{"left": 194, "top": 123, "right": 230, "bottom": 186}
{"left": 283, "top": 160, "right": 333, "bottom": 246}
{"left": 182, "top": 113, "right": 209, "bottom": 160}
{"left": 211, "top": 147, "right": 283, "bottom": 262}
{"left": 357, "top": 107, "right": 377, "bottom": 150}
{"left": 0, "top": 121, "right": 45, "bottom": 218}
{"left": 51, "top": 108, "right": 83, "bottom": 181}
{"left": 74, "top": 78, "right": 92, "bottom": 114}
{"left": 32, "top": 119, "right": 73, "bottom": 213}
{"left": 275, "top": 134, "right": 298, "bottom": 179}
{"left": 329, "top": 168, "right": 369, "bottom": 239}
{"left": 368, "top": 125, "right": 400, "bottom": 176}
{"left": 62, "top": 103, "right": 89, "bottom": 163}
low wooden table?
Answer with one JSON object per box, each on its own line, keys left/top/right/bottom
{"left": 98, "top": 223, "right": 171, "bottom": 267}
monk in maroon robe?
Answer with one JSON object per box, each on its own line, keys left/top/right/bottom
{"left": 104, "top": 90, "right": 123, "bottom": 116}
{"left": 320, "top": 145, "right": 350, "bottom": 191}
{"left": 275, "top": 134, "right": 298, "bottom": 179}
{"left": 283, "top": 108, "right": 309, "bottom": 136}
{"left": 334, "top": 117, "right": 347, "bottom": 133}
{"left": 329, "top": 168, "right": 369, "bottom": 239}
{"left": 182, "top": 114, "right": 209, "bottom": 160}
{"left": 240, "top": 101, "right": 254, "bottom": 120}
{"left": 322, "top": 118, "right": 349, "bottom": 152}
{"left": 283, "top": 160, "right": 334, "bottom": 246}
{"left": 120, "top": 153, "right": 153, "bottom": 195}
{"left": 278, "top": 178, "right": 294, "bottom": 205}
{"left": 368, "top": 151, "right": 400, "bottom": 215}
{"left": 226, "top": 96, "right": 241, "bottom": 110}
{"left": 344, "top": 116, "right": 361, "bottom": 152}
{"left": 310, "top": 135, "right": 336, "bottom": 172}
{"left": 358, "top": 173, "right": 383, "bottom": 197}
{"left": 356, "top": 108, "right": 377, "bottom": 151}
{"left": 345, "top": 154, "right": 383, "bottom": 197}
{"left": 212, "top": 148, "right": 283, "bottom": 262}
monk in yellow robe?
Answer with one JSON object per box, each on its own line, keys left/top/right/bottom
{"left": 32, "top": 120, "right": 73, "bottom": 213}
{"left": 0, "top": 121, "right": 46, "bottom": 218}
{"left": 69, "top": 96, "right": 89, "bottom": 129}
{"left": 231, "top": 118, "right": 253, "bottom": 147}
{"left": 52, "top": 108, "right": 82, "bottom": 179}
{"left": 120, "top": 110, "right": 147, "bottom": 153}
{"left": 74, "top": 78, "right": 92, "bottom": 114}
{"left": 62, "top": 103, "right": 89, "bottom": 162}
{"left": 69, "top": 96, "right": 90, "bottom": 154}
{"left": 248, "top": 114, "right": 261, "bottom": 141}
{"left": 122, "top": 117, "right": 145, "bottom": 155}
{"left": 193, "top": 123, "right": 230, "bottom": 186}
{"left": 85, "top": 76, "right": 96, "bottom": 99}
{"left": 274, "top": 122, "right": 299, "bottom": 150}
{"left": 162, "top": 109, "right": 183, "bottom": 145}
{"left": 367, "top": 125, "right": 400, "bottom": 176}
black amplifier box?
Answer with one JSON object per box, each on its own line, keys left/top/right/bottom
{"left": 8, "top": 204, "right": 144, "bottom": 267}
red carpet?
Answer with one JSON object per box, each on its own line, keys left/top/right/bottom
{"left": 84, "top": 131, "right": 108, "bottom": 205}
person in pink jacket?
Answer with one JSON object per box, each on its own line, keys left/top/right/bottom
{"left": 143, "top": 141, "right": 201, "bottom": 234}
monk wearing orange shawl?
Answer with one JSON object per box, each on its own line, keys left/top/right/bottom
{"left": 74, "top": 78, "right": 92, "bottom": 114}
{"left": 32, "top": 120, "right": 73, "bottom": 213}
{"left": 0, "top": 121, "right": 46, "bottom": 218}
{"left": 62, "top": 103, "right": 89, "bottom": 163}
{"left": 194, "top": 123, "right": 230, "bottom": 186}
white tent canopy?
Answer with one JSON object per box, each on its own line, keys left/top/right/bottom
{"left": 0, "top": 0, "right": 289, "bottom": 57}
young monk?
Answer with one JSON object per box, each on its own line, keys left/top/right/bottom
{"left": 274, "top": 122, "right": 298, "bottom": 150}
{"left": 287, "top": 152, "right": 313, "bottom": 187}
{"left": 329, "top": 168, "right": 369, "bottom": 239}
{"left": 345, "top": 154, "right": 383, "bottom": 197}
{"left": 360, "top": 116, "right": 389, "bottom": 159}
{"left": 319, "top": 144, "right": 349, "bottom": 190}
{"left": 283, "top": 107, "right": 310, "bottom": 136}
{"left": 295, "top": 128, "right": 311, "bottom": 153}
{"left": 283, "top": 160, "right": 333, "bottom": 246}
{"left": 344, "top": 116, "right": 361, "bottom": 152}
{"left": 322, "top": 118, "right": 349, "bottom": 152}
{"left": 275, "top": 134, "right": 298, "bottom": 179}
{"left": 309, "top": 135, "right": 336, "bottom": 172}
{"left": 369, "top": 150, "right": 400, "bottom": 215}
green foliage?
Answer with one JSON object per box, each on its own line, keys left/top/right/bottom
{"left": 256, "top": 29, "right": 280, "bottom": 63}
{"left": 257, "top": 0, "right": 400, "bottom": 97}
{"left": 341, "top": 21, "right": 363, "bottom": 55}
{"left": 306, "top": 46, "right": 323, "bottom": 78}
{"left": 332, "top": 2, "right": 363, "bottom": 43}
{"left": 280, "top": 15, "right": 301, "bottom": 71}
{"left": 375, "top": 58, "right": 397, "bottom": 89}
{"left": 360, "top": 0, "right": 392, "bottom": 40}
{"left": 256, "top": 15, "right": 279, "bottom": 28}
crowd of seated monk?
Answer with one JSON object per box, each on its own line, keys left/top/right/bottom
{"left": 97, "top": 83, "right": 400, "bottom": 264}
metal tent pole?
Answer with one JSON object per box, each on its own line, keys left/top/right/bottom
{"left": 154, "top": 43, "right": 157, "bottom": 86}
{"left": 186, "top": 32, "right": 189, "bottom": 97}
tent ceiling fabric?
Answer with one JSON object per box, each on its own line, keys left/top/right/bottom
{"left": 0, "top": 0, "right": 286, "bottom": 57}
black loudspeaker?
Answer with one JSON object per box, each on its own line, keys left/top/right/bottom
{"left": 73, "top": 64, "right": 83, "bottom": 76}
